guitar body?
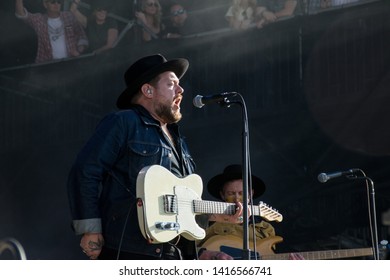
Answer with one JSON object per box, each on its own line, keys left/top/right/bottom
{"left": 202, "top": 234, "right": 284, "bottom": 256}
{"left": 136, "top": 165, "right": 206, "bottom": 243}
{"left": 202, "top": 234, "right": 373, "bottom": 260}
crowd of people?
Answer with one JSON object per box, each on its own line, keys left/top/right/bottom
{"left": 15, "top": 0, "right": 357, "bottom": 64}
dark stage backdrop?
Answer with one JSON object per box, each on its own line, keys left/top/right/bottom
{"left": 0, "top": 1, "right": 389, "bottom": 259}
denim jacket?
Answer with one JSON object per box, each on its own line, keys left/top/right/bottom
{"left": 67, "top": 105, "right": 196, "bottom": 258}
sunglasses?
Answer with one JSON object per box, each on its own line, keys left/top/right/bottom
{"left": 171, "top": 9, "right": 186, "bottom": 16}
{"left": 46, "top": 0, "right": 62, "bottom": 4}
{"left": 146, "top": 2, "right": 159, "bottom": 7}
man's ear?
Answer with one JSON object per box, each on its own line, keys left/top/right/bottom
{"left": 219, "top": 190, "right": 224, "bottom": 200}
{"left": 141, "top": 84, "right": 153, "bottom": 97}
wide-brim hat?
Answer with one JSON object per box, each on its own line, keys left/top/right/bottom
{"left": 207, "top": 164, "right": 266, "bottom": 200}
{"left": 117, "top": 54, "right": 189, "bottom": 109}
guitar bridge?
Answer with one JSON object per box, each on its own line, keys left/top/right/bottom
{"left": 163, "top": 194, "right": 177, "bottom": 214}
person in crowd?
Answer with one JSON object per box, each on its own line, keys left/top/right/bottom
{"left": 225, "top": 0, "right": 260, "bottom": 30}
{"left": 320, "top": 0, "right": 332, "bottom": 9}
{"left": 14, "top": 0, "right": 88, "bottom": 63}
{"left": 197, "top": 164, "right": 304, "bottom": 260}
{"left": 255, "top": 0, "right": 298, "bottom": 28}
{"left": 67, "top": 54, "right": 235, "bottom": 260}
{"left": 134, "top": 0, "right": 165, "bottom": 42}
{"left": 70, "top": 0, "right": 118, "bottom": 54}
{"left": 329, "top": 0, "right": 360, "bottom": 7}
{"left": 163, "top": 2, "right": 206, "bottom": 38}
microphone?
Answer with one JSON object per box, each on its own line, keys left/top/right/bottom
{"left": 317, "top": 169, "right": 359, "bottom": 183}
{"left": 193, "top": 92, "right": 237, "bottom": 108}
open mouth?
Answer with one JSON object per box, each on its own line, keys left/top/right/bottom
{"left": 173, "top": 96, "right": 182, "bottom": 109}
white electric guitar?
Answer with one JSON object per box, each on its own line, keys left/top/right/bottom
{"left": 136, "top": 165, "right": 283, "bottom": 244}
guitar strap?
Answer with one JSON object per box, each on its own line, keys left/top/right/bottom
{"left": 162, "top": 129, "right": 184, "bottom": 177}
{"left": 107, "top": 170, "right": 136, "bottom": 198}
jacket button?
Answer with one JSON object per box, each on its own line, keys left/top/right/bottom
{"left": 155, "top": 248, "right": 161, "bottom": 253}
{"left": 143, "top": 150, "right": 147, "bottom": 154}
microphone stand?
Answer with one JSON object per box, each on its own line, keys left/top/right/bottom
{"left": 348, "top": 170, "right": 380, "bottom": 260}
{"left": 220, "top": 93, "right": 251, "bottom": 260}
{"left": 0, "top": 238, "right": 27, "bottom": 260}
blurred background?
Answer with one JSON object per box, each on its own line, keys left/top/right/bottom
{"left": 0, "top": 0, "right": 389, "bottom": 259}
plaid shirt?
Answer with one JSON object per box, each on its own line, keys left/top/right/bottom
{"left": 18, "top": 9, "right": 88, "bottom": 63}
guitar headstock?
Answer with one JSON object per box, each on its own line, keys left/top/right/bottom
{"left": 258, "top": 201, "right": 283, "bottom": 222}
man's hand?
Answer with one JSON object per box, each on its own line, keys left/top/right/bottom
{"left": 15, "top": 0, "right": 26, "bottom": 17}
{"left": 199, "top": 249, "right": 233, "bottom": 260}
{"left": 262, "top": 11, "right": 277, "bottom": 23}
{"left": 209, "top": 201, "right": 251, "bottom": 223}
{"left": 288, "top": 253, "right": 305, "bottom": 260}
{"left": 80, "top": 233, "right": 104, "bottom": 260}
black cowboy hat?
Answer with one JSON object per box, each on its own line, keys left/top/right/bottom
{"left": 207, "top": 164, "right": 266, "bottom": 200}
{"left": 116, "top": 54, "right": 189, "bottom": 109}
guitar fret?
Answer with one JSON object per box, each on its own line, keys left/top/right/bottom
{"left": 193, "top": 200, "right": 236, "bottom": 215}
{"left": 193, "top": 200, "right": 283, "bottom": 222}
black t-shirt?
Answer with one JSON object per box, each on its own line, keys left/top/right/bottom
{"left": 86, "top": 17, "right": 118, "bottom": 51}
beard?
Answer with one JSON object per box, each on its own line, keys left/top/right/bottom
{"left": 156, "top": 102, "right": 182, "bottom": 124}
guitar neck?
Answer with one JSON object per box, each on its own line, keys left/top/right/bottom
{"left": 262, "top": 247, "right": 373, "bottom": 260}
{"left": 193, "top": 200, "right": 260, "bottom": 215}
{"left": 193, "top": 200, "right": 283, "bottom": 222}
